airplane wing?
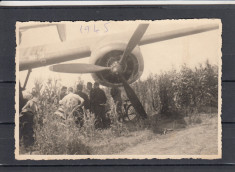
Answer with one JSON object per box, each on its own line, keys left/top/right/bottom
{"left": 139, "top": 24, "right": 219, "bottom": 46}
{"left": 19, "top": 41, "right": 91, "bottom": 71}
{"left": 19, "top": 23, "right": 219, "bottom": 71}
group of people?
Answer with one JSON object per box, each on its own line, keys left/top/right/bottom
{"left": 20, "top": 81, "right": 124, "bottom": 149}
{"left": 56, "top": 82, "right": 109, "bottom": 129}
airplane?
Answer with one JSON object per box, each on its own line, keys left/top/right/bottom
{"left": 18, "top": 22, "right": 219, "bottom": 119}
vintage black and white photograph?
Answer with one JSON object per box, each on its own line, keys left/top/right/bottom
{"left": 15, "top": 20, "right": 222, "bottom": 159}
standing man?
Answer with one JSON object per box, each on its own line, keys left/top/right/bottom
{"left": 75, "top": 84, "right": 90, "bottom": 111}
{"left": 93, "top": 82, "right": 107, "bottom": 129}
{"left": 20, "top": 88, "right": 39, "bottom": 149}
{"left": 87, "top": 82, "right": 93, "bottom": 95}
{"left": 87, "top": 82, "right": 94, "bottom": 113}
{"left": 110, "top": 86, "right": 123, "bottom": 121}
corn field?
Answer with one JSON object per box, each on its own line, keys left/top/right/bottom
{"left": 132, "top": 60, "right": 218, "bottom": 118}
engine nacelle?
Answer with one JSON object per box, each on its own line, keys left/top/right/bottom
{"left": 90, "top": 42, "right": 144, "bottom": 87}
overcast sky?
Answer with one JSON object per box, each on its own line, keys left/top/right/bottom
{"left": 18, "top": 20, "right": 221, "bottom": 91}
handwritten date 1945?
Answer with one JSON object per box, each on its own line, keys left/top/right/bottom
{"left": 80, "top": 22, "right": 111, "bottom": 34}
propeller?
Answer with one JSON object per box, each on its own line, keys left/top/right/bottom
{"left": 119, "top": 24, "right": 149, "bottom": 64}
{"left": 118, "top": 24, "right": 149, "bottom": 119}
{"left": 49, "top": 63, "right": 111, "bottom": 73}
{"left": 119, "top": 74, "right": 147, "bottom": 119}
{"left": 49, "top": 24, "right": 150, "bottom": 119}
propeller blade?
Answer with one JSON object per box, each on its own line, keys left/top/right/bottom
{"left": 49, "top": 63, "right": 111, "bottom": 73}
{"left": 119, "top": 24, "right": 149, "bottom": 64}
{"left": 119, "top": 74, "right": 147, "bottom": 119}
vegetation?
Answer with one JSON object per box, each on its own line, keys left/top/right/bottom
{"left": 133, "top": 60, "right": 218, "bottom": 118}
{"left": 20, "top": 60, "right": 218, "bottom": 155}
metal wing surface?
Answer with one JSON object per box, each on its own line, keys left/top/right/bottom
{"left": 139, "top": 23, "right": 219, "bottom": 46}
{"left": 19, "top": 40, "right": 92, "bottom": 71}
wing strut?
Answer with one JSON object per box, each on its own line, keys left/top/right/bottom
{"left": 23, "top": 69, "right": 32, "bottom": 90}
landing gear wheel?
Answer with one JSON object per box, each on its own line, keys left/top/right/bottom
{"left": 126, "top": 104, "right": 138, "bottom": 121}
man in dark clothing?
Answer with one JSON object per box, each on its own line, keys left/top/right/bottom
{"left": 60, "top": 86, "right": 67, "bottom": 100}
{"left": 87, "top": 82, "right": 93, "bottom": 94}
{"left": 92, "top": 82, "right": 107, "bottom": 129}
{"left": 87, "top": 82, "right": 95, "bottom": 113}
{"left": 110, "top": 86, "right": 123, "bottom": 121}
{"left": 20, "top": 88, "right": 39, "bottom": 149}
{"left": 76, "top": 84, "right": 90, "bottom": 111}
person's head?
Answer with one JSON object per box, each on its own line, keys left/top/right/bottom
{"left": 110, "top": 86, "right": 119, "bottom": 98}
{"left": 31, "top": 88, "right": 39, "bottom": 98}
{"left": 77, "top": 84, "right": 83, "bottom": 92}
{"left": 94, "top": 82, "right": 99, "bottom": 89}
{"left": 61, "top": 86, "right": 67, "bottom": 94}
{"left": 47, "top": 78, "right": 52, "bottom": 84}
{"left": 32, "top": 87, "right": 36, "bottom": 93}
{"left": 68, "top": 87, "right": 73, "bottom": 93}
{"left": 87, "top": 82, "right": 92, "bottom": 90}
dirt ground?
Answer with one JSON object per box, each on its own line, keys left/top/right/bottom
{"left": 118, "top": 115, "right": 219, "bottom": 155}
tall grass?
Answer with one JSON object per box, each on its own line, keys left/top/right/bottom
{"left": 30, "top": 80, "right": 130, "bottom": 154}
{"left": 132, "top": 60, "right": 218, "bottom": 119}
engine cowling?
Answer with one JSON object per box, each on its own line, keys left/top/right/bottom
{"left": 90, "top": 42, "right": 144, "bottom": 87}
